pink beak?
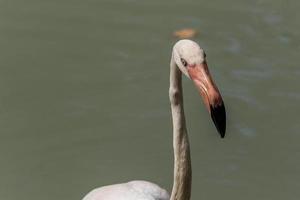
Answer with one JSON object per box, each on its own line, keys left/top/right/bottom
{"left": 187, "top": 62, "right": 226, "bottom": 138}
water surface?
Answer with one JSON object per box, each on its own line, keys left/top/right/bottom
{"left": 0, "top": 0, "right": 299, "bottom": 199}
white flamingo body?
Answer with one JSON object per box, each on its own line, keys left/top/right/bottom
{"left": 83, "top": 181, "right": 169, "bottom": 200}
{"left": 82, "top": 40, "right": 226, "bottom": 200}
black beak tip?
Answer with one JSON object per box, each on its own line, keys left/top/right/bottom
{"left": 210, "top": 103, "right": 226, "bottom": 138}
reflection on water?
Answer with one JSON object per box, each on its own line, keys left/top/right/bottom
{"left": 0, "top": 0, "right": 299, "bottom": 199}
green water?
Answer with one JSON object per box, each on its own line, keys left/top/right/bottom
{"left": 0, "top": 0, "right": 299, "bottom": 199}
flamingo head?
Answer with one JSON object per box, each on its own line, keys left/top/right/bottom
{"left": 173, "top": 39, "right": 226, "bottom": 138}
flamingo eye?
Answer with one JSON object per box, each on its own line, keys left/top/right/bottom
{"left": 181, "top": 58, "right": 188, "bottom": 67}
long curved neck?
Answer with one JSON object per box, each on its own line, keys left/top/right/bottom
{"left": 169, "top": 55, "right": 192, "bottom": 200}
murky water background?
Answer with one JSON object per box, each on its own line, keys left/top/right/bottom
{"left": 0, "top": 0, "right": 299, "bottom": 199}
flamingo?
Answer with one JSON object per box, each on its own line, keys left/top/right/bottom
{"left": 82, "top": 39, "right": 226, "bottom": 200}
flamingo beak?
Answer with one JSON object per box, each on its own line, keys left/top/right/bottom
{"left": 187, "top": 62, "right": 226, "bottom": 138}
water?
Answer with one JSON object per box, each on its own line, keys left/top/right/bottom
{"left": 0, "top": 0, "right": 299, "bottom": 199}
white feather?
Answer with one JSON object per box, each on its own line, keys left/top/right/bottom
{"left": 82, "top": 180, "right": 169, "bottom": 200}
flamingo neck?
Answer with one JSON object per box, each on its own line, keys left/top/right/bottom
{"left": 169, "top": 55, "right": 192, "bottom": 200}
